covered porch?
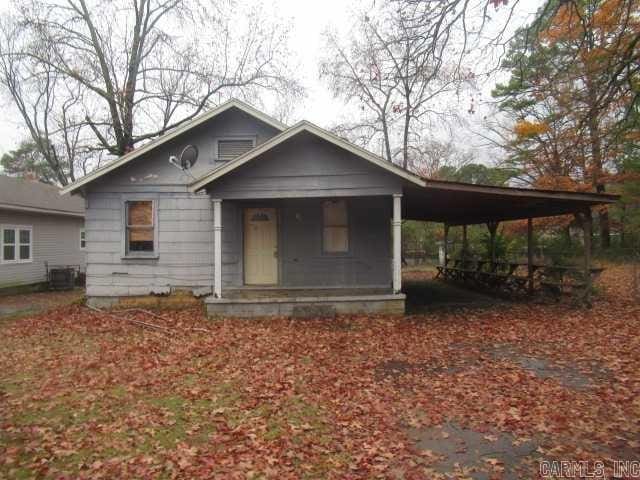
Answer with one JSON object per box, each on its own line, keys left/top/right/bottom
{"left": 188, "top": 123, "right": 616, "bottom": 317}
{"left": 204, "top": 194, "right": 406, "bottom": 317}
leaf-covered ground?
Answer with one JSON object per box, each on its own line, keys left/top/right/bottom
{"left": 0, "top": 289, "right": 84, "bottom": 319}
{"left": 1, "top": 265, "right": 639, "bottom": 479}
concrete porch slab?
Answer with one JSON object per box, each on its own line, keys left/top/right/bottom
{"left": 205, "top": 293, "right": 406, "bottom": 318}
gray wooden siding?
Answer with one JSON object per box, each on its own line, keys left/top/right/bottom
{"left": 0, "top": 210, "right": 85, "bottom": 288}
{"left": 85, "top": 192, "right": 214, "bottom": 297}
{"left": 84, "top": 107, "right": 282, "bottom": 297}
{"left": 84, "top": 112, "right": 398, "bottom": 296}
{"left": 221, "top": 202, "right": 243, "bottom": 288}
{"left": 90, "top": 108, "right": 281, "bottom": 193}
{"left": 281, "top": 197, "right": 391, "bottom": 287}
{"left": 220, "top": 197, "right": 392, "bottom": 288}
{"left": 205, "top": 133, "right": 404, "bottom": 200}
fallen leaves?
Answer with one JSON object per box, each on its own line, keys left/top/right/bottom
{"left": 0, "top": 264, "right": 638, "bottom": 478}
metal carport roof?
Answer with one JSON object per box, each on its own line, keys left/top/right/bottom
{"left": 402, "top": 179, "right": 618, "bottom": 225}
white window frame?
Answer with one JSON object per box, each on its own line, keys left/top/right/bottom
{"left": 79, "top": 228, "right": 86, "bottom": 250}
{"left": 122, "top": 198, "right": 158, "bottom": 259}
{"left": 1, "top": 224, "right": 33, "bottom": 264}
{"left": 214, "top": 136, "right": 257, "bottom": 161}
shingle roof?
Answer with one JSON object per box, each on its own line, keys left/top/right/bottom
{"left": 0, "top": 176, "right": 84, "bottom": 217}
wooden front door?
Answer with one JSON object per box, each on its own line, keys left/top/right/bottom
{"left": 244, "top": 208, "right": 278, "bottom": 285}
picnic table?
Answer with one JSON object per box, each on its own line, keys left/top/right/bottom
{"left": 539, "top": 265, "right": 604, "bottom": 296}
{"left": 436, "top": 258, "right": 603, "bottom": 296}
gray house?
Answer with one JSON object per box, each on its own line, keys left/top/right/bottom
{"left": 61, "top": 99, "right": 615, "bottom": 316}
{"left": 0, "top": 176, "right": 85, "bottom": 290}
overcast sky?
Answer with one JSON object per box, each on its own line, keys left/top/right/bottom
{"left": 0, "top": 0, "right": 545, "bottom": 164}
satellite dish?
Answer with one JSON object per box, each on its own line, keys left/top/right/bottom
{"left": 179, "top": 144, "right": 198, "bottom": 169}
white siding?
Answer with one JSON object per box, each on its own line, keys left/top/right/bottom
{"left": 0, "top": 210, "right": 85, "bottom": 287}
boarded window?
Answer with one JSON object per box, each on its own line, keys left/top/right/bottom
{"left": 2, "top": 226, "right": 32, "bottom": 263}
{"left": 126, "top": 201, "right": 154, "bottom": 253}
{"left": 217, "top": 139, "right": 254, "bottom": 161}
{"left": 322, "top": 200, "right": 348, "bottom": 253}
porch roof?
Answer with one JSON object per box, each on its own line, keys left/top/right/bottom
{"left": 403, "top": 180, "right": 618, "bottom": 225}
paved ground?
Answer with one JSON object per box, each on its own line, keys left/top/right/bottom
{"left": 406, "top": 422, "right": 539, "bottom": 480}
{"left": 0, "top": 289, "right": 84, "bottom": 318}
{"left": 378, "top": 340, "right": 621, "bottom": 478}
{"left": 404, "top": 273, "right": 501, "bottom": 313}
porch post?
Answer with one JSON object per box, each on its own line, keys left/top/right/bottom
{"left": 212, "top": 199, "right": 222, "bottom": 298}
{"left": 527, "top": 218, "right": 534, "bottom": 294}
{"left": 393, "top": 194, "right": 402, "bottom": 293}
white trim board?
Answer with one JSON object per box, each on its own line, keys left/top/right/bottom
{"left": 189, "top": 121, "right": 426, "bottom": 192}
{"left": 0, "top": 203, "right": 84, "bottom": 218}
{"left": 60, "top": 99, "right": 287, "bottom": 196}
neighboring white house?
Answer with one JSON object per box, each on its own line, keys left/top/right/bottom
{"left": 0, "top": 176, "right": 85, "bottom": 290}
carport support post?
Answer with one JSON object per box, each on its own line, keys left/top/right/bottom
{"left": 393, "top": 194, "right": 402, "bottom": 293}
{"left": 462, "top": 224, "right": 468, "bottom": 259}
{"left": 487, "top": 221, "right": 498, "bottom": 267}
{"left": 581, "top": 208, "right": 593, "bottom": 305}
{"left": 443, "top": 223, "right": 449, "bottom": 266}
{"left": 212, "top": 199, "right": 222, "bottom": 298}
{"left": 527, "top": 218, "right": 534, "bottom": 294}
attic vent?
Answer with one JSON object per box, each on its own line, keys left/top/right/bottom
{"left": 217, "top": 139, "right": 254, "bottom": 161}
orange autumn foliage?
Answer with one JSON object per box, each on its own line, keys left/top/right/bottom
{"left": 505, "top": 0, "right": 639, "bottom": 209}
{"left": 513, "top": 120, "right": 549, "bottom": 138}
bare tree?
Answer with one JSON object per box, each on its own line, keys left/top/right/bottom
{"left": 0, "top": 17, "right": 96, "bottom": 185}
{"left": 0, "top": 0, "right": 302, "bottom": 184}
{"left": 321, "top": 25, "right": 400, "bottom": 163}
{"left": 407, "top": 138, "right": 474, "bottom": 178}
{"left": 321, "top": 3, "right": 480, "bottom": 170}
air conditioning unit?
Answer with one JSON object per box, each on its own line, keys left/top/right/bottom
{"left": 48, "top": 267, "right": 76, "bottom": 290}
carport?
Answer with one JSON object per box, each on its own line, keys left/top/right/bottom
{"left": 400, "top": 179, "right": 618, "bottom": 302}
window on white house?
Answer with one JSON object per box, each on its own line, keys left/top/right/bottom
{"left": 217, "top": 138, "right": 254, "bottom": 161}
{"left": 80, "top": 229, "right": 86, "bottom": 249}
{"left": 2, "top": 226, "right": 32, "bottom": 263}
{"left": 125, "top": 200, "right": 154, "bottom": 254}
{"left": 322, "top": 199, "right": 349, "bottom": 253}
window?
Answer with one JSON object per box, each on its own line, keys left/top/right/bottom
{"left": 125, "top": 200, "right": 155, "bottom": 254}
{"left": 322, "top": 200, "right": 348, "bottom": 253}
{"left": 80, "top": 229, "right": 86, "bottom": 249}
{"left": 2, "top": 225, "right": 32, "bottom": 263}
{"left": 217, "top": 138, "right": 255, "bottom": 161}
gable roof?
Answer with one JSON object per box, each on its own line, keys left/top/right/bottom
{"left": 60, "top": 99, "right": 287, "bottom": 196}
{"left": 0, "top": 176, "right": 84, "bottom": 217}
{"left": 189, "top": 120, "right": 426, "bottom": 192}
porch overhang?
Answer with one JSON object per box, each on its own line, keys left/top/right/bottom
{"left": 403, "top": 180, "right": 618, "bottom": 225}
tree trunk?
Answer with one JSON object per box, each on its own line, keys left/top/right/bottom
{"left": 402, "top": 103, "right": 410, "bottom": 169}
{"left": 620, "top": 204, "right": 627, "bottom": 247}
{"left": 382, "top": 118, "right": 393, "bottom": 164}
{"left": 599, "top": 206, "right": 610, "bottom": 249}
{"left": 586, "top": 75, "right": 610, "bottom": 249}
